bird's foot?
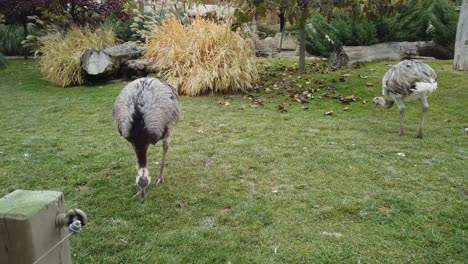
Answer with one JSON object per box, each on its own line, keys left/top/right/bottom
{"left": 155, "top": 177, "right": 164, "bottom": 185}
{"left": 416, "top": 134, "right": 423, "bottom": 139}
{"left": 399, "top": 132, "right": 404, "bottom": 136}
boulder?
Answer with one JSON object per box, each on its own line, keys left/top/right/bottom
{"left": 329, "top": 50, "right": 349, "bottom": 68}
{"left": 275, "top": 33, "right": 297, "bottom": 51}
{"left": 121, "top": 59, "right": 149, "bottom": 79}
{"left": 81, "top": 43, "right": 148, "bottom": 80}
{"left": 255, "top": 37, "right": 279, "bottom": 57}
{"left": 341, "top": 41, "right": 448, "bottom": 65}
{"left": 417, "top": 41, "right": 453, "bottom": 60}
{"left": 103, "top": 43, "right": 144, "bottom": 60}
{"left": 81, "top": 49, "right": 119, "bottom": 76}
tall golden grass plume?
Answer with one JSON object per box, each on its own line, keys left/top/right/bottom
{"left": 144, "top": 17, "right": 258, "bottom": 96}
{"left": 39, "top": 26, "right": 117, "bottom": 87}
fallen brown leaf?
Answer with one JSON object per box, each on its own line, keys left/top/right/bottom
{"left": 278, "top": 103, "right": 289, "bottom": 113}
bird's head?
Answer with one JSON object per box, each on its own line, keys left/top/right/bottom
{"left": 372, "top": 97, "right": 384, "bottom": 110}
{"left": 372, "top": 96, "right": 394, "bottom": 109}
{"left": 135, "top": 168, "right": 151, "bottom": 203}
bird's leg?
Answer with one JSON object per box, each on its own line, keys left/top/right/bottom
{"left": 417, "top": 96, "right": 429, "bottom": 139}
{"left": 156, "top": 140, "right": 169, "bottom": 185}
{"left": 394, "top": 98, "right": 405, "bottom": 136}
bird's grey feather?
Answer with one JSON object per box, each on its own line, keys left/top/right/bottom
{"left": 375, "top": 60, "right": 438, "bottom": 138}
{"left": 113, "top": 77, "right": 180, "bottom": 143}
{"left": 382, "top": 59, "right": 437, "bottom": 97}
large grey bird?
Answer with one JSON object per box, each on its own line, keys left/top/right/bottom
{"left": 113, "top": 78, "right": 180, "bottom": 202}
{"left": 373, "top": 60, "right": 437, "bottom": 139}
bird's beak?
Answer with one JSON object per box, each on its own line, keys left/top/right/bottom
{"left": 373, "top": 101, "right": 378, "bottom": 110}
{"left": 139, "top": 190, "right": 146, "bottom": 203}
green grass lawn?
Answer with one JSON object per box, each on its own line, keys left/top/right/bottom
{"left": 0, "top": 59, "right": 466, "bottom": 263}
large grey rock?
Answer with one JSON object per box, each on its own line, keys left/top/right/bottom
{"left": 81, "top": 49, "right": 119, "bottom": 76}
{"left": 342, "top": 41, "right": 442, "bottom": 64}
{"left": 121, "top": 59, "right": 149, "bottom": 79}
{"left": 255, "top": 37, "right": 275, "bottom": 57}
{"left": 329, "top": 50, "right": 349, "bottom": 68}
{"left": 103, "top": 43, "right": 143, "bottom": 60}
{"left": 255, "top": 33, "right": 300, "bottom": 57}
{"left": 275, "top": 33, "right": 297, "bottom": 51}
{"left": 81, "top": 43, "right": 148, "bottom": 79}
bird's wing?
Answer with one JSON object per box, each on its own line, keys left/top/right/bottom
{"left": 113, "top": 81, "right": 140, "bottom": 138}
{"left": 383, "top": 60, "right": 437, "bottom": 96}
{"left": 138, "top": 80, "right": 181, "bottom": 141}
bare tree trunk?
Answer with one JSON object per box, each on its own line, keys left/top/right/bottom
{"left": 454, "top": 0, "right": 468, "bottom": 71}
{"left": 279, "top": 30, "right": 284, "bottom": 53}
{"left": 297, "top": 0, "right": 309, "bottom": 74}
{"left": 278, "top": 11, "right": 285, "bottom": 52}
{"left": 299, "top": 26, "right": 306, "bottom": 74}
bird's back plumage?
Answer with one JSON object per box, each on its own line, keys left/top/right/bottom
{"left": 113, "top": 78, "right": 180, "bottom": 145}
{"left": 382, "top": 60, "right": 437, "bottom": 100}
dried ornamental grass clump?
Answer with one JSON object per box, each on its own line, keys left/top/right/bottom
{"left": 39, "top": 27, "right": 117, "bottom": 87}
{"left": 144, "top": 17, "right": 258, "bottom": 96}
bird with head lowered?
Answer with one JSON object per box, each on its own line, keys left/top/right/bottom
{"left": 113, "top": 78, "right": 181, "bottom": 202}
{"left": 373, "top": 60, "right": 437, "bottom": 139}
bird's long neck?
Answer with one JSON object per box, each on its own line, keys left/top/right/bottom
{"left": 381, "top": 98, "right": 395, "bottom": 109}
{"left": 134, "top": 146, "right": 148, "bottom": 169}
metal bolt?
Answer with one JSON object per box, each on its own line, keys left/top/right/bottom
{"left": 68, "top": 220, "right": 82, "bottom": 235}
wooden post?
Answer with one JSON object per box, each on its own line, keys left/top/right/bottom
{"left": 0, "top": 190, "right": 72, "bottom": 264}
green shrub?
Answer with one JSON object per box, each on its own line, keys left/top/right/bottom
{"left": 330, "top": 13, "right": 378, "bottom": 46}
{"left": 429, "top": 0, "right": 458, "bottom": 50}
{"left": 329, "top": 14, "right": 353, "bottom": 46}
{"left": 304, "top": 0, "right": 458, "bottom": 57}
{"left": 0, "top": 24, "right": 34, "bottom": 56}
{"left": 304, "top": 12, "right": 377, "bottom": 57}
{"left": 130, "top": 9, "right": 165, "bottom": 43}
{"left": 376, "top": 0, "right": 430, "bottom": 42}
{"left": 304, "top": 12, "right": 341, "bottom": 57}
{"left": 144, "top": 18, "right": 258, "bottom": 96}
{"left": 351, "top": 20, "right": 378, "bottom": 46}
{"left": 105, "top": 15, "right": 135, "bottom": 42}
{"left": 39, "top": 27, "right": 117, "bottom": 87}
{"left": 0, "top": 52, "right": 7, "bottom": 69}
{"left": 375, "top": 0, "right": 458, "bottom": 49}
